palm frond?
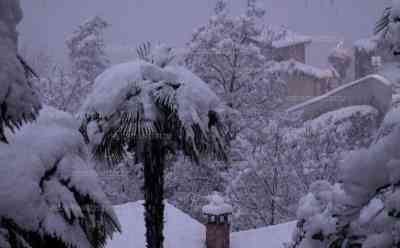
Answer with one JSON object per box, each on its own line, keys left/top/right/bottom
{"left": 71, "top": 189, "right": 121, "bottom": 248}
{"left": 164, "top": 109, "right": 228, "bottom": 164}
{"left": 94, "top": 126, "right": 126, "bottom": 165}
{"left": 375, "top": 6, "right": 392, "bottom": 35}
{"left": 136, "top": 42, "right": 153, "bottom": 63}
{"left": 150, "top": 82, "right": 179, "bottom": 114}
{"left": 0, "top": 101, "right": 40, "bottom": 143}
{"left": 84, "top": 110, "right": 160, "bottom": 165}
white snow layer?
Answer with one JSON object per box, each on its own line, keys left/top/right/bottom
{"left": 202, "top": 193, "right": 233, "bottom": 215}
{"left": 0, "top": 0, "right": 41, "bottom": 127}
{"left": 305, "top": 105, "right": 378, "bottom": 130}
{"left": 0, "top": 106, "right": 119, "bottom": 248}
{"left": 106, "top": 201, "right": 296, "bottom": 248}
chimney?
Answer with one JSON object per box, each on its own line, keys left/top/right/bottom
{"left": 203, "top": 192, "right": 233, "bottom": 248}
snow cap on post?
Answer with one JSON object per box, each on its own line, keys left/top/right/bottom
{"left": 203, "top": 192, "right": 233, "bottom": 217}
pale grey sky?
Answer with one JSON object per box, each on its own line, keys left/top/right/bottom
{"left": 18, "top": 0, "right": 390, "bottom": 67}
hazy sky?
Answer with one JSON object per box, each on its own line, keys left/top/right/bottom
{"left": 19, "top": 0, "right": 390, "bottom": 67}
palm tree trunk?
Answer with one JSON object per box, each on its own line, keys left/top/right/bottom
{"left": 143, "top": 139, "right": 165, "bottom": 248}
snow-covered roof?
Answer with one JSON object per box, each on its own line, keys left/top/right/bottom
{"left": 269, "top": 59, "right": 336, "bottom": 80}
{"left": 255, "top": 26, "right": 311, "bottom": 49}
{"left": 106, "top": 201, "right": 205, "bottom": 248}
{"left": 106, "top": 201, "right": 295, "bottom": 248}
{"left": 231, "top": 222, "right": 296, "bottom": 248}
{"left": 271, "top": 29, "right": 311, "bottom": 49}
{"left": 272, "top": 33, "right": 311, "bottom": 49}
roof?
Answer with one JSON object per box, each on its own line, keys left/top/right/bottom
{"left": 272, "top": 33, "right": 312, "bottom": 49}
{"left": 255, "top": 26, "right": 312, "bottom": 49}
{"left": 287, "top": 74, "right": 393, "bottom": 120}
{"left": 231, "top": 222, "right": 296, "bottom": 248}
{"left": 106, "top": 201, "right": 205, "bottom": 248}
{"left": 106, "top": 201, "right": 296, "bottom": 248}
{"left": 269, "top": 59, "right": 336, "bottom": 80}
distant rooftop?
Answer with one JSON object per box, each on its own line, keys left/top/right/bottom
{"left": 269, "top": 59, "right": 336, "bottom": 80}
{"left": 256, "top": 25, "right": 312, "bottom": 49}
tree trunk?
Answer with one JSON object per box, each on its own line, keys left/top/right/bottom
{"left": 143, "top": 139, "right": 165, "bottom": 248}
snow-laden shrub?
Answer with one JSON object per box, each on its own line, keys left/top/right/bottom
{"left": 227, "top": 106, "right": 378, "bottom": 231}
{"left": 0, "top": 106, "right": 120, "bottom": 248}
{"left": 287, "top": 107, "right": 400, "bottom": 248}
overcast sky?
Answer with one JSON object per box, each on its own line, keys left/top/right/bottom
{"left": 19, "top": 0, "right": 390, "bottom": 67}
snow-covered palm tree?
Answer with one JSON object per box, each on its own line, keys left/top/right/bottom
{"left": 0, "top": 106, "right": 120, "bottom": 248}
{"left": 79, "top": 43, "right": 227, "bottom": 248}
{"left": 0, "top": 0, "right": 41, "bottom": 143}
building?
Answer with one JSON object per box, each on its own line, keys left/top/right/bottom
{"left": 106, "top": 201, "right": 295, "bottom": 248}
{"left": 287, "top": 74, "right": 393, "bottom": 121}
{"left": 270, "top": 31, "right": 312, "bottom": 63}
{"left": 269, "top": 59, "right": 339, "bottom": 105}
{"left": 256, "top": 27, "right": 312, "bottom": 63}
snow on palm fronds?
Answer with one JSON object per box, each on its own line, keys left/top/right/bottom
{"left": 0, "top": 106, "right": 120, "bottom": 248}
{"left": 79, "top": 44, "right": 227, "bottom": 165}
{"left": 0, "top": 0, "right": 41, "bottom": 143}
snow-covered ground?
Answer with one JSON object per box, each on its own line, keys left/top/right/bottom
{"left": 106, "top": 201, "right": 295, "bottom": 248}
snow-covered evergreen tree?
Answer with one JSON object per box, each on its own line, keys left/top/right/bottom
{"left": 66, "top": 16, "right": 109, "bottom": 112}
{"left": 0, "top": 0, "right": 41, "bottom": 143}
{"left": 0, "top": 106, "right": 120, "bottom": 248}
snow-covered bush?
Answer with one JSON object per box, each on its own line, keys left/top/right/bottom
{"left": 0, "top": 106, "right": 120, "bottom": 248}
{"left": 227, "top": 106, "right": 378, "bottom": 231}
{"left": 287, "top": 103, "right": 400, "bottom": 248}
{"left": 0, "top": 0, "right": 41, "bottom": 142}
